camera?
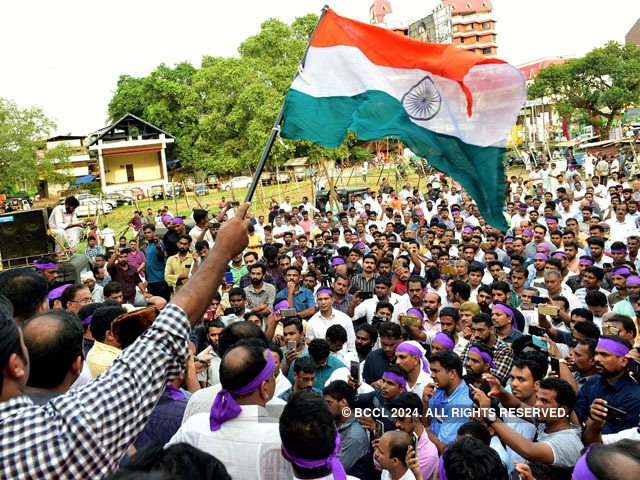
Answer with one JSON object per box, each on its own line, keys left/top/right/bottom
{"left": 121, "top": 248, "right": 131, "bottom": 254}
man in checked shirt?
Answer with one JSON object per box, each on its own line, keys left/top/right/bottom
{"left": 0, "top": 203, "right": 252, "bottom": 479}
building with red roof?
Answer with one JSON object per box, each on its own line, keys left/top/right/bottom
{"left": 517, "top": 56, "right": 573, "bottom": 84}
{"left": 442, "top": 0, "right": 497, "bottom": 57}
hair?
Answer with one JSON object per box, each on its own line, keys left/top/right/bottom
{"left": 430, "top": 350, "right": 463, "bottom": 378}
{"left": 0, "top": 295, "right": 23, "bottom": 396}
{"left": 386, "top": 391, "right": 423, "bottom": 417}
{"left": 457, "top": 422, "right": 491, "bottom": 446}
{"left": 23, "top": 310, "right": 83, "bottom": 389}
{"left": 218, "top": 321, "right": 268, "bottom": 357}
{"left": 571, "top": 307, "right": 594, "bottom": 322}
{"left": 293, "top": 356, "right": 316, "bottom": 376}
{"left": 0, "top": 269, "right": 48, "bottom": 322}
{"left": 195, "top": 240, "right": 209, "bottom": 253}
{"left": 538, "top": 377, "right": 576, "bottom": 414}
{"left": 219, "top": 340, "right": 268, "bottom": 398}
{"left": 512, "top": 358, "right": 546, "bottom": 383}
{"left": 59, "top": 284, "right": 88, "bottom": 309}
{"left": 471, "top": 312, "right": 493, "bottom": 329}
{"left": 229, "top": 287, "right": 246, "bottom": 300}
{"left": 490, "top": 281, "right": 510, "bottom": 295}
{"left": 77, "top": 302, "right": 103, "bottom": 333}
{"left": 574, "top": 321, "right": 601, "bottom": 340}
{"left": 143, "top": 223, "right": 156, "bottom": 232}
{"left": 308, "top": 339, "right": 331, "bottom": 363}
{"left": 279, "top": 391, "right": 338, "bottom": 477}
{"left": 608, "top": 314, "right": 638, "bottom": 338}
{"left": 451, "top": 280, "right": 470, "bottom": 301}
{"left": 375, "top": 275, "right": 392, "bottom": 287}
{"left": 585, "top": 290, "right": 608, "bottom": 308}
{"left": 283, "top": 317, "right": 303, "bottom": 334}
{"left": 325, "top": 324, "right": 348, "bottom": 344}
{"left": 90, "top": 305, "right": 126, "bottom": 342}
{"left": 323, "top": 380, "right": 356, "bottom": 409}
{"left": 116, "top": 441, "right": 231, "bottom": 480}
{"left": 104, "top": 282, "right": 123, "bottom": 299}
{"left": 378, "top": 321, "right": 403, "bottom": 340}
{"left": 439, "top": 306, "right": 460, "bottom": 323}
{"left": 249, "top": 263, "right": 266, "bottom": 274}
{"left": 442, "top": 437, "right": 508, "bottom": 480}
{"left": 575, "top": 337, "right": 598, "bottom": 357}
{"left": 65, "top": 196, "right": 80, "bottom": 208}
{"left": 585, "top": 265, "right": 605, "bottom": 281}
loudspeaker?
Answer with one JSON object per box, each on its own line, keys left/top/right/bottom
{"left": 56, "top": 254, "right": 91, "bottom": 285}
{"left": 0, "top": 209, "right": 50, "bottom": 264}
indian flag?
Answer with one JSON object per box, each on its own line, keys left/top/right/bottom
{"left": 280, "top": 9, "right": 526, "bottom": 230}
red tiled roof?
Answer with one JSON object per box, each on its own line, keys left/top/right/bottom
{"left": 442, "top": 0, "right": 493, "bottom": 13}
{"left": 518, "top": 58, "right": 571, "bottom": 80}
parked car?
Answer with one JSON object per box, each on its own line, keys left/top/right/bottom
{"left": 271, "top": 172, "right": 289, "bottom": 184}
{"left": 151, "top": 185, "right": 183, "bottom": 201}
{"left": 206, "top": 175, "right": 222, "bottom": 189}
{"left": 291, "top": 166, "right": 307, "bottom": 181}
{"left": 76, "top": 199, "right": 112, "bottom": 217}
{"left": 195, "top": 185, "right": 209, "bottom": 197}
{"left": 104, "top": 192, "right": 133, "bottom": 206}
{"left": 184, "top": 178, "right": 196, "bottom": 191}
{"left": 221, "top": 176, "right": 253, "bottom": 191}
{"left": 259, "top": 172, "right": 272, "bottom": 186}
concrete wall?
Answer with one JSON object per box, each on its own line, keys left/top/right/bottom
{"left": 104, "top": 152, "right": 162, "bottom": 185}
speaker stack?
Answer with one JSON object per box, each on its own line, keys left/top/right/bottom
{"left": 0, "top": 209, "right": 50, "bottom": 269}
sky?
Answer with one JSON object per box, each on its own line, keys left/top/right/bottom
{"left": 1, "top": 0, "right": 638, "bottom": 136}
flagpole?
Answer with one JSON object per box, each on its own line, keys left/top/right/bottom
{"left": 244, "top": 5, "right": 330, "bottom": 206}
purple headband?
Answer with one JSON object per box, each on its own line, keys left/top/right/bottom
{"left": 273, "top": 300, "right": 290, "bottom": 311}
{"left": 493, "top": 304, "right": 514, "bottom": 318}
{"left": 210, "top": 353, "right": 275, "bottom": 431}
{"left": 82, "top": 314, "right": 93, "bottom": 326}
{"left": 534, "top": 253, "right": 549, "bottom": 261}
{"left": 34, "top": 261, "right": 57, "bottom": 270}
{"left": 331, "top": 258, "right": 345, "bottom": 265}
{"left": 626, "top": 275, "right": 640, "bottom": 285}
{"left": 469, "top": 347, "right": 497, "bottom": 369}
{"left": 538, "top": 243, "right": 551, "bottom": 252}
{"left": 519, "top": 206, "right": 527, "bottom": 211}
{"left": 552, "top": 251, "right": 567, "bottom": 259}
{"left": 579, "top": 258, "right": 594, "bottom": 265}
{"left": 572, "top": 446, "right": 598, "bottom": 480}
{"left": 522, "top": 230, "right": 533, "bottom": 236}
{"left": 355, "top": 242, "right": 366, "bottom": 248}
{"left": 597, "top": 338, "right": 631, "bottom": 357}
{"left": 439, "top": 450, "right": 448, "bottom": 480}
{"left": 610, "top": 248, "right": 627, "bottom": 253}
{"left": 611, "top": 267, "right": 631, "bottom": 276}
{"left": 396, "top": 343, "right": 429, "bottom": 373}
{"left": 47, "top": 283, "right": 72, "bottom": 300}
{"left": 294, "top": 249, "right": 302, "bottom": 254}
{"left": 161, "top": 215, "right": 173, "bottom": 223}
{"left": 463, "top": 227, "right": 473, "bottom": 233}
{"left": 451, "top": 210, "right": 460, "bottom": 214}
{"left": 504, "top": 237, "right": 514, "bottom": 243}
{"left": 317, "top": 288, "right": 333, "bottom": 297}
{"left": 406, "top": 308, "right": 424, "bottom": 321}
{"left": 282, "top": 431, "right": 346, "bottom": 480}
{"left": 382, "top": 371, "right": 408, "bottom": 387}
{"left": 433, "top": 332, "right": 455, "bottom": 350}
{"left": 166, "top": 384, "right": 186, "bottom": 401}
{"left": 546, "top": 218, "right": 558, "bottom": 223}
{"left": 172, "top": 217, "right": 184, "bottom": 224}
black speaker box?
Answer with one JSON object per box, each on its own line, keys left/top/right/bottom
{"left": 0, "top": 209, "right": 50, "bottom": 266}
{"left": 56, "top": 254, "right": 91, "bottom": 285}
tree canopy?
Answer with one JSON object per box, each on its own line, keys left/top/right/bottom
{"left": 529, "top": 41, "right": 640, "bottom": 138}
{"left": 0, "top": 98, "right": 72, "bottom": 194}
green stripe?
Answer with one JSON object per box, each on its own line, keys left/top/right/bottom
{"left": 281, "top": 89, "right": 508, "bottom": 231}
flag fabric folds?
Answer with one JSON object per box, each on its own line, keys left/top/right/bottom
{"left": 280, "top": 8, "right": 527, "bottom": 230}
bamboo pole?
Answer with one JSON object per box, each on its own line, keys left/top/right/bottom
{"left": 182, "top": 181, "right": 191, "bottom": 209}
{"left": 275, "top": 164, "right": 282, "bottom": 205}
{"left": 291, "top": 168, "right": 302, "bottom": 195}
{"left": 171, "top": 176, "right": 178, "bottom": 216}
{"left": 345, "top": 162, "right": 356, "bottom": 186}
{"left": 147, "top": 189, "right": 152, "bottom": 209}
{"left": 320, "top": 160, "right": 337, "bottom": 214}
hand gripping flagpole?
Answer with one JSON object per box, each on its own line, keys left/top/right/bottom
{"left": 243, "top": 5, "right": 330, "bottom": 209}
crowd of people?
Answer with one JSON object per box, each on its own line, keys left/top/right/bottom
{"left": 1, "top": 152, "right": 640, "bottom": 479}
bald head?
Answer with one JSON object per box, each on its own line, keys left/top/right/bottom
{"left": 23, "top": 310, "right": 83, "bottom": 390}
{"left": 219, "top": 340, "right": 273, "bottom": 403}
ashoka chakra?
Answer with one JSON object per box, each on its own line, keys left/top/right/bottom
{"left": 401, "top": 76, "right": 442, "bottom": 121}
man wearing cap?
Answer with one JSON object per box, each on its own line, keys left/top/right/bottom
{"left": 394, "top": 340, "right": 433, "bottom": 398}
{"left": 169, "top": 341, "right": 292, "bottom": 479}
{"left": 307, "top": 289, "right": 356, "bottom": 352}
{"left": 574, "top": 335, "right": 640, "bottom": 434}
{"left": 81, "top": 271, "right": 104, "bottom": 303}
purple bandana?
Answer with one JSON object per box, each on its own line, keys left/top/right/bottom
{"left": 396, "top": 342, "right": 429, "bottom": 373}
{"left": 546, "top": 218, "right": 558, "bottom": 224}
{"left": 469, "top": 347, "right": 497, "bottom": 369}
{"left": 355, "top": 242, "right": 366, "bottom": 248}
{"left": 273, "top": 300, "right": 290, "bottom": 312}
{"left": 48, "top": 283, "right": 72, "bottom": 301}
{"left": 504, "top": 237, "right": 514, "bottom": 243}
{"left": 332, "top": 258, "right": 345, "bottom": 265}
{"left": 172, "top": 217, "right": 184, "bottom": 224}
{"left": 82, "top": 314, "right": 93, "bottom": 326}
{"left": 463, "top": 227, "right": 473, "bottom": 233}
{"left": 34, "top": 261, "right": 57, "bottom": 270}
{"left": 167, "top": 384, "right": 186, "bottom": 401}
{"left": 522, "top": 230, "right": 533, "bottom": 237}
{"left": 610, "top": 248, "right": 627, "bottom": 253}
{"left": 317, "top": 288, "right": 333, "bottom": 297}
{"left": 579, "top": 258, "right": 594, "bottom": 265}
{"left": 538, "top": 242, "right": 551, "bottom": 252}
{"left": 433, "top": 332, "right": 455, "bottom": 350}
{"left": 572, "top": 446, "right": 598, "bottom": 480}
{"left": 282, "top": 431, "right": 346, "bottom": 480}
{"left": 626, "top": 275, "right": 640, "bottom": 285}
{"left": 552, "top": 252, "right": 567, "bottom": 259}
{"left": 597, "top": 338, "right": 631, "bottom": 357}
{"left": 534, "top": 253, "right": 549, "bottom": 261}
{"left": 611, "top": 267, "right": 631, "bottom": 276}
{"left": 209, "top": 353, "right": 275, "bottom": 431}
{"left": 382, "top": 371, "right": 408, "bottom": 387}
{"left": 161, "top": 215, "right": 173, "bottom": 223}
{"left": 493, "top": 304, "right": 514, "bottom": 318}
{"left": 406, "top": 308, "right": 424, "bottom": 321}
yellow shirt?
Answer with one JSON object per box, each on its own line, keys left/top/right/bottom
{"left": 86, "top": 341, "right": 122, "bottom": 378}
{"left": 247, "top": 233, "right": 263, "bottom": 255}
{"left": 165, "top": 253, "right": 193, "bottom": 293}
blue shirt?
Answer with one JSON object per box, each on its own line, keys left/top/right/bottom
{"left": 574, "top": 373, "right": 640, "bottom": 434}
{"left": 278, "top": 386, "right": 322, "bottom": 403}
{"left": 287, "top": 353, "right": 344, "bottom": 390}
{"left": 429, "top": 381, "right": 473, "bottom": 445}
{"left": 145, "top": 241, "right": 166, "bottom": 283}
{"left": 362, "top": 348, "right": 392, "bottom": 385}
{"left": 275, "top": 287, "right": 317, "bottom": 312}
{"left": 134, "top": 388, "right": 189, "bottom": 449}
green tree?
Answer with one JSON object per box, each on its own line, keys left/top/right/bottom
{"left": 0, "top": 98, "right": 72, "bottom": 194}
{"left": 529, "top": 42, "right": 640, "bottom": 138}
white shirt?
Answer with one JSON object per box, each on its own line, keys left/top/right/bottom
{"left": 352, "top": 294, "right": 402, "bottom": 323}
{"left": 48, "top": 204, "right": 79, "bottom": 230}
{"left": 102, "top": 227, "right": 115, "bottom": 248}
{"left": 272, "top": 224, "right": 287, "bottom": 238}
{"left": 381, "top": 469, "right": 416, "bottom": 480}
{"left": 281, "top": 201, "right": 293, "bottom": 213}
{"left": 196, "top": 346, "right": 222, "bottom": 387}
{"left": 609, "top": 219, "right": 637, "bottom": 243}
{"left": 406, "top": 369, "right": 433, "bottom": 398}
{"left": 190, "top": 225, "right": 214, "bottom": 247}
{"left": 306, "top": 309, "right": 356, "bottom": 352}
{"left": 602, "top": 425, "right": 640, "bottom": 444}
{"left": 275, "top": 372, "right": 292, "bottom": 398}
{"left": 170, "top": 406, "right": 293, "bottom": 480}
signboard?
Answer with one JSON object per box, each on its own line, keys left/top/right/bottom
{"left": 408, "top": 4, "right": 453, "bottom": 44}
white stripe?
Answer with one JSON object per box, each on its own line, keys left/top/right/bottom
{"left": 292, "top": 45, "right": 526, "bottom": 148}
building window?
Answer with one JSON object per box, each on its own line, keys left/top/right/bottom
{"left": 465, "top": 23, "right": 474, "bottom": 31}
{"left": 452, "top": 25, "right": 459, "bottom": 33}
{"left": 476, "top": 35, "right": 481, "bottom": 43}
{"left": 492, "top": 34, "right": 497, "bottom": 42}
{"left": 481, "top": 21, "right": 490, "bottom": 29}
{"left": 482, "top": 47, "right": 492, "bottom": 55}
{"left": 460, "top": 37, "right": 465, "bottom": 44}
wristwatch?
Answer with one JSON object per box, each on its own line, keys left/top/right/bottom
{"left": 486, "top": 410, "right": 497, "bottom": 425}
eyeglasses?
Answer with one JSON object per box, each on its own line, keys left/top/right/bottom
{"left": 69, "top": 298, "right": 92, "bottom": 305}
